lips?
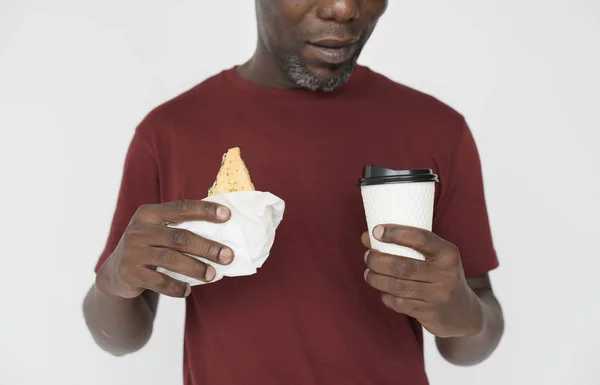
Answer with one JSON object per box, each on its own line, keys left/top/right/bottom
{"left": 305, "top": 39, "right": 360, "bottom": 65}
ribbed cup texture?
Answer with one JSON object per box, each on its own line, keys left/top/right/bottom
{"left": 361, "top": 182, "right": 435, "bottom": 260}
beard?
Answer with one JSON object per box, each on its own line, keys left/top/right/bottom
{"left": 276, "top": 50, "right": 361, "bottom": 92}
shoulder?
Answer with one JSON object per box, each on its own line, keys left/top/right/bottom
{"left": 134, "top": 68, "right": 231, "bottom": 142}
{"left": 362, "top": 67, "right": 467, "bottom": 137}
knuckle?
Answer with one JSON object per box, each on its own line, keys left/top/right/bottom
{"left": 412, "top": 261, "right": 427, "bottom": 277}
{"left": 164, "top": 279, "right": 185, "bottom": 297}
{"left": 169, "top": 281, "right": 186, "bottom": 297}
{"left": 416, "top": 229, "right": 433, "bottom": 249}
{"left": 446, "top": 254, "right": 461, "bottom": 271}
{"left": 125, "top": 222, "right": 145, "bottom": 241}
{"left": 154, "top": 276, "right": 168, "bottom": 290}
{"left": 175, "top": 199, "right": 192, "bottom": 214}
{"left": 381, "top": 293, "right": 396, "bottom": 309}
{"left": 448, "top": 243, "right": 460, "bottom": 256}
{"left": 134, "top": 204, "right": 154, "bottom": 220}
{"left": 438, "top": 246, "right": 460, "bottom": 269}
{"left": 443, "top": 243, "right": 460, "bottom": 261}
{"left": 390, "top": 279, "right": 407, "bottom": 296}
{"left": 393, "top": 260, "right": 414, "bottom": 277}
{"left": 171, "top": 229, "right": 192, "bottom": 248}
{"left": 135, "top": 204, "right": 150, "bottom": 215}
{"left": 155, "top": 248, "right": 177, "bottom": 266}
{"left": 387, "top": 297, "right": 412, "bottom": 313}
{"left": 121, "top": 234, "right": 135, "bottom": 250}
{"left": 205, "top": 241, "right": 223, "bottom": 260}
{"left": 450, "top": 264, "right": 462, "bottom": 280}
{"left": 392, "top": 296, "right": 405, "bottom": 309}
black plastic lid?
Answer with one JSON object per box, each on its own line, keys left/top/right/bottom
{"left": 357, "top": 165, "right": 439, "bottom": 186}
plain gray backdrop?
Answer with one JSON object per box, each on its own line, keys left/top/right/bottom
{"left": 1, "top": 1, "right": 599, "bottom": 384}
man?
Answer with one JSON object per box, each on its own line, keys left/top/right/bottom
{"left": 83, "top": 1, "right": 504, "bottom": 384}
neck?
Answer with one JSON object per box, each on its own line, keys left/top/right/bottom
{"left": 237, "top": 42, "right": 298, "bottom": 90}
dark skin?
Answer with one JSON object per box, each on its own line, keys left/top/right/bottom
{"left": 83, "top": 200, "right": 233, "bottom": 355}
{"left": 239, "top": 0, "right": 388, "bottom": 89}
{"left": 362, "top": 225, "right": 504, "bottom": 365}
{"left": 84, "top": 0, "right": 503, "bottom": 366}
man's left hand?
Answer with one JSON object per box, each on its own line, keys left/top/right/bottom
{"left": 363, "top": 224, "right": 484, "bottom": 338}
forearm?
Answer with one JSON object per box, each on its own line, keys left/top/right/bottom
{"left": 435, "top": 289, "right": 504, "bottom": 366}
{"left": 83, "top": 284, "right": 156, "bottom": 356}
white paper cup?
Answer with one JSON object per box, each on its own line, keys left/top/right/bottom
{"left": 358, "top": 166, "right": 439, "bottom": 260}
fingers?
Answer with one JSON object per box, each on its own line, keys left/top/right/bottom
{"left": 145, "top": 224, "right": 234, "bottom": 265}
{"left": 136, "top": 268, "right": 192, "bottom": 298}
{"left": 364, "top": 269, "right": 437, "bottom": 302}
{"left": 146, "top": 247, "right": 216, "bottom": 283}
{"left": 380, "top": 293, "right": 431, "bottom": 319}
{"left": 137, "top": 199, "right": 231, "bottom": 225}
{"left": 365, "top": 249, "right": 433, "bottom": 282}
{"left": 373, "top": 225, "right": 450, "bottom": 259}
{"left": 361, "top": 231, "right": 371, "bottom": 248}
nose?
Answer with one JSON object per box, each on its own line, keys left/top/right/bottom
{"left": 317, "top": 0, "right": 360, "bottom": 23}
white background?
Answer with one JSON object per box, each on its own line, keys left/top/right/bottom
{"left": 1, "top": 1, "right": 599, "bottom": 384}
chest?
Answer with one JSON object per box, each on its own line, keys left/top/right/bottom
{"left": 172, "top": 103, "right": 434, "bottom": 196}
{"left": 160, "top": 103, "right": 443, "bottom": 253}
{"left": 163, "top": 103, "right": 444, "bottom": 294}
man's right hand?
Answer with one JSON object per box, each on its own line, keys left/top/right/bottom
{"left": 95, "top": 200, "right": 233, "bottom": 299}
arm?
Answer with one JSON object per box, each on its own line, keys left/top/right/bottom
{"left": 435, "top": 274, "right": 504, "bottom": 366}
{"left": 427, "top": 118, "right": 503, "bottom": 363}
{"left": 363, "top": 225, "right": 503, "bottom": 365}
{"left": 83, "top": 282, "right": 159, "bottom": 356}
{"left": 83, "top": 123, "right": 161, "bottom": 356}
{"left": 83, "top": 122, "right": 233, "bottom": 356}
{"left": 83, "top": 200, "right": 233, "bottom": 355}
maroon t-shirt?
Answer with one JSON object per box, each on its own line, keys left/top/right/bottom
{"left": 95, "top": 65, "right": 499, "bottom": 385}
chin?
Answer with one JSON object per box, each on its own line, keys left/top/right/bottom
{"left": 282, "top": 54, "right": 358, "bottom": 92}
{"left": 308, "top": 62, "right": 356, "bottom": 79}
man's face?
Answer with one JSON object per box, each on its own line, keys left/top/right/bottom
{"left": 255, "top": 0, "right": 388, "bottom": 91}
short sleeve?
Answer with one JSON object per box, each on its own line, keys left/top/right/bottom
{"left": 432, "top": 120, "right": 499, "bottom": 277}
{"left": 94, "top": 126, "right": 160, "bottom": 273}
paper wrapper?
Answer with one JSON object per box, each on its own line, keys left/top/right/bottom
{"left": 361, "top": 182, "right": 435, "bottom": 260}
{"left": 156, "top": 191, "right": 285, "bottom": 285}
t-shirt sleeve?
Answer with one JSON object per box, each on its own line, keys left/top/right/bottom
{"left": 94, "top": 126, "right": 160, "bottom": 273}
{"left": 432, "top": 119, "right": 499, "bottom": 277}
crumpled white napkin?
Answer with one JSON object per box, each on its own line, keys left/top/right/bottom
{"left": 157, "top": 191, "right": 285, "bottom": 285}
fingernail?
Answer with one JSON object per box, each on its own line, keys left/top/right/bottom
{"left": 219, "top": 248, "right": 234, "bottom": 264}
{"left": 373, "top": 225, "right": 384, "bottom": 240}
{"left": 364, "top": 250, "right": 370, "bottom": 262}
{"left": 205, "top": 265, "right": 216, "bottom": 281}
{"left": 364, "top": 269, "right": 370, "bottom": 281}
{"left": 217, "top": 206, "right": 230, "bottom": 220}
{"left": 184, "top": 285, "right": 192, "bottom": 297}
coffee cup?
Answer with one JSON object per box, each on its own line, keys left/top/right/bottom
{"left": 358, "top": 166, "right": 439, "bottom": 260}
